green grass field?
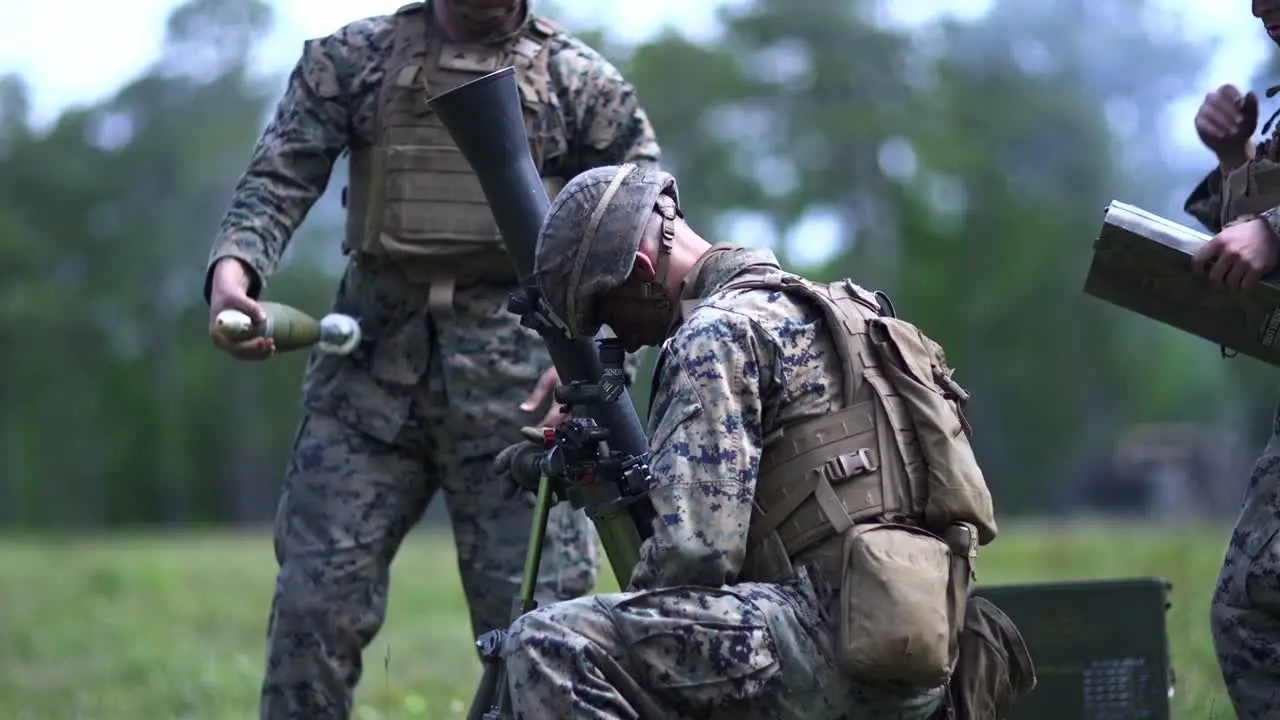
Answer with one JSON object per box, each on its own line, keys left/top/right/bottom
{"left": 0, "top": 521, "right": 1239, "bottom": 719}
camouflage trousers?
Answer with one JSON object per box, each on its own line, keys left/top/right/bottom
{"left": 259, "top": 308, "right": 601, "bottom": 718}
{"left": 1211, "top": 416, "right": 1280, "bottom": 719}
{"left": 502, "top": 570, "right": 947, "bottom": 719}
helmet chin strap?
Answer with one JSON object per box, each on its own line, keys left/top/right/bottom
{"left": 642, "top": 194, "right": 679, "bottom": 313}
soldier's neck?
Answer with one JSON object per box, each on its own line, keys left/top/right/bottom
{"left": 433, "top": 1, "right": 523, "bottom": 43}
{"left": 665, "top": 234, "right": 714, "bottom": 301}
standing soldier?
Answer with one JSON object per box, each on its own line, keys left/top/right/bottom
{"left": 202, "top": 1, "right": 661, "bottom": 717}
{"left": 1185, "top": 2, "right": 1280, "bottom": 716}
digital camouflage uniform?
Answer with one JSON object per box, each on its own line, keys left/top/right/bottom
{"left": 1186, "top": 122, "right": 1280, "bottom": 719}
{"left": 203, "top": 2, "right": 659, "bottom": 716}
{"left": 496, "top": 164, "right": 1001, "bottom": 719}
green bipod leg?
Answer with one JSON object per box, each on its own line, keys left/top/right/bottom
{"left": 467, "top": 471, "right": 556, "bottom": 720}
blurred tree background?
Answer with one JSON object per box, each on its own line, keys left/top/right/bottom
{"left": 0, "top": 0, "right": 1272, "bottom": 527}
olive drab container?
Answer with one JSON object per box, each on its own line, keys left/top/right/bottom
{"left": 970, "top": 578, "right": 1173, "bottom": 719}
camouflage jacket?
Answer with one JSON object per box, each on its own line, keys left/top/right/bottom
{"left": 629, "top": 247, "right": 844, "bottom": 591}
{"left": 1185, "top": 121, "right": 1280, "bottom": 235}
{"left": 205, "top": 3, "right": 659, "bottom": 299}
{"left": 202, "top": 3, "right": 660, "bottom": 442}
{"left": 1185, "top": 165, "right": 1226, "bottom": 234}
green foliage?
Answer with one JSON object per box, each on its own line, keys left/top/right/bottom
{"left": 0, "top": 0, "right": 1269, "bottom": 523}
{"left": 574, "top": 0, "right": 1257, "bottom": 511}
{"left": 0, "top": 524, "right": 1234, "bottom": 717}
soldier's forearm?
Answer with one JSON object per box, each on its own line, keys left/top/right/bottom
{"left": 202, "top": 184, "right": 305, "bottom": 303}
{"left": 1259, "top": 205, "right": 1280, "bottom": 242}
{"left": 203, "top": 242, "right": 270, "bottom": 303}
{"left": 1184, "top": 170, "right": 1227, "bottom": 234}
{"left": 202, "top": 142, "right": 336, "bottom": 302}
{"left": 201, "top": 48, "right": 352, "bottom": 303}
{"left": 550, "top": 38, "right": 661, "bottom": 172}
{"left": 1219, "top": 141, "right": 1255, "bottom": 175}
{"left": 212, "top": 150, "right": 330, "bottom": 272}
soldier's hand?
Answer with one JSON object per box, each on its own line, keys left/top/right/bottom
{"left": 1195, "top": 85, "right": 1258, "bottom": 165}
{"left": 1192, "top": 217, "right": 1280, "bottom": 291}
{"left": 208, "top": 258, "right": 274, "bottom": 360}
{"left": 494, "top": 426, "right": 549, "bottom": 504}
{"left": 521, "top": 366, "right": 565, "bottom": 426}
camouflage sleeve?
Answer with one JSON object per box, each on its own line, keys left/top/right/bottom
{"left": 203, "top": 34, "right": 354, "bottom": 301}
{"left": 627, "top": 309, "right": 777, "bottom": 591}
{"left": 548, "top": 35, "right": 661, "bottom": 173}
{"left": 1184, "top": 168, "right": 1225, "bottom": 234}
{"left": 1262, "top": 205, "right": 1280, "bottom": 242}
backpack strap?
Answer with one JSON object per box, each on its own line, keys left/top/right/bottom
{"left": 714, "top": 273, "right": 885, "bottom": 407}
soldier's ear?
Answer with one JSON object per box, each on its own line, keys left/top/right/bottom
{"left": 631, "top": 250, "right": 657, "bottom": 281}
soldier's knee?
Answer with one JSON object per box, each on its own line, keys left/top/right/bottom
{"left": 1210, "top": 585, "right": 1231, "bottom": 637}
{"left": 545, "top": 507, "right": 601, "bottom": 594}
{"left": 272, "top": 555, "right": 387, "bottom": 641}
{"left": 533, "top": 557, "right": 597, "bottom": 603}
{"left": 503, "top": 607, "right": 547, "bottom": 652}
{"left": 502, "top": 605, "right": 568, "bottom": 661}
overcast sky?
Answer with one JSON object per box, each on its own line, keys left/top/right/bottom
{"left": 0, "top": 0, "right": 1268, "bottom": 264}
{"left": 1, "top": 0, "right": 1262, "bottom": 136}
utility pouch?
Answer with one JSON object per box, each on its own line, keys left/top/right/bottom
{"left": 837, "top": 522, "right": 973, "bottom": 686}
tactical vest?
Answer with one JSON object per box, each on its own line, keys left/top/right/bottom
{"left": 1222, "top": 133, "right": 1280, "bottom": 227}
{"left": 659, "top": 271, "right": 1000, "bottom": 685}
{"left": 702, "top": 273, "right": 998, "bottom": 576}
{"left": 343, "top": 2, "right": 568, "bottom": 306}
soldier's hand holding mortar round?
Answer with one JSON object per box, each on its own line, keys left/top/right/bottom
{"left": 208, "top": 258, "right": 274, "bottom": 360}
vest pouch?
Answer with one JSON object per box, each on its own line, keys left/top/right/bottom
{"left": 865, "top": 318, "right": 997, "bottom": 544}
{"left": 1224, "top": 159, "right": 1280, "bottom": 222}
{"left": 348, "top": 8, "right": 567, "bottom": 284}
{"left": 837, "top": 522, "right": 961, "bottom": 686}
{"left": 1251, "top": 161, "right": 1280, "bottom": 195}
{"left": 946, "top": 596, "right": 1037, "bottom": 719}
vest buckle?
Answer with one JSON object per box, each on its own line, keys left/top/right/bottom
{"left": 821, "top": 448, "right": 878, "bottom": 483}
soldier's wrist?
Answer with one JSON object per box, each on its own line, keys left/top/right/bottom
{"left": 1219, "top": 152, "right": 1250, "bottom": 176}
{"left": 204, "top": 255, "right": 264, "bottom": 303}
{"left": 1259, "top": 206, "right": 1280, "bottom": 244}
{"left": 1219, "top": 141, "right": 1255, "bottom": 171}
